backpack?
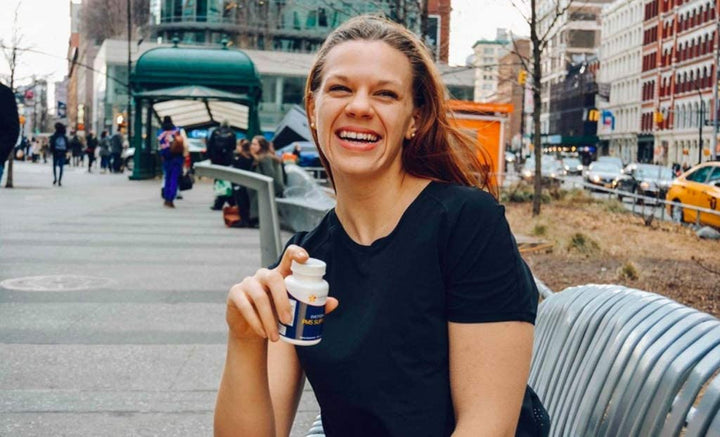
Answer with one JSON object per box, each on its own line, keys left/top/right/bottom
{"left": 208, "top": 127, "right": 236, "bottom": 165}
{"left": 55, "top": 136, "right": 67, "bottom": 152}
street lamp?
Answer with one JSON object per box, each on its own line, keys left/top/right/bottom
{"left": 693, "top": 83, "right": 705, "bottom": 164}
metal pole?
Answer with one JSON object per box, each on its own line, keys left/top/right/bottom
{"left": 713, "top": 17, "right": 720, "bottom": 161}
{"left": 697, "top": 87, "right": 703, "bottom": 164}
{"left": 127, "top": 0, "right": 132, "bottom": 146}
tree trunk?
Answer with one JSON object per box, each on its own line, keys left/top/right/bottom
{"left": 531, "top": 0, "right": 542, "bottom": 216}
{"left": 6, "top": 48, "right": 16, "bottom": 189}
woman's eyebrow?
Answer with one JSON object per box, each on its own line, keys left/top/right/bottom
{"left": 325, "top": 74, "right": 402, "bottom": 88}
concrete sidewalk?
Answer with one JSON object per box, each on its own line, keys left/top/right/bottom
{"left": 0, "top": 161, "right": 318, "bottom": 436}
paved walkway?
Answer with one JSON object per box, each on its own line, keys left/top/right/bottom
{"left": 0, "top": 161, "right": 318, "bottom": 436}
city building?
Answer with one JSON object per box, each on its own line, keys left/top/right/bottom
{"left": 537, "top": 0, "right": 613, "bottom": 150}
{"left": 150, "top": 0, "right": 423, "bottom": 54}
{"left": 597, "top": 0, "right": 643, "bottom": 164}
{"left": 642, "top": 0, "right": 717, "bottom": 166}
{"left": 546, "top": 59, "right": 600, "bottom": 163}
{"left": 495, "top": 38, "right": 531, "bottom": 154}
{"left": 91, "top": 39, "right": 474, "bottom": 136}
{"left": 471, "top": 29, "right": 511, "bottom": 102}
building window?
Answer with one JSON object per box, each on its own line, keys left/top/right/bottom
{"left": 282, "top": 77, "right": 305, "bottom": 105}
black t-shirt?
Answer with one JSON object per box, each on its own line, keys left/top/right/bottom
{"left": 282, "top": 181, "right": 549, "bottom": 436}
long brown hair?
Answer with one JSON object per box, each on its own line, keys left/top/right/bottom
{"left": 305, "top": 15, "right": 496, "bottom": 197}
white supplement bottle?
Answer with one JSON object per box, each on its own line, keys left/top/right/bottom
{"left": 278, "top": 258, "right": 329, "bottom": 346}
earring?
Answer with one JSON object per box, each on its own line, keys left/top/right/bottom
{"left": 310, "top": 121, "right": 316, "bottom": 129}
{"left": 410, "top": 131, "right": 416, "bottom": 138}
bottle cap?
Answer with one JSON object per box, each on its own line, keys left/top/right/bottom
{"left": 291, "top": 258, "right": 326, "bottom": 276}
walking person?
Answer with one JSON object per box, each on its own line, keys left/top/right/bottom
{"left": 207, "top": 120, "right": 237, "bottom": 210}
{"left": 157, "top": 116, "right": 184, "bottom": 208}
{"left": 215, "top": 16, "right": 548, "bottom": 437}
{"left": 246, "top": 135, "right": 285, "bottom": 226}
{"left": 85, "top": 130, "right": 98, "bottom": 173}
{"left": 230, "top": 139, "right": 253, "bottom": 228}
{"left": 110, "top": 128, "right": 124, "bottom": 173}
{"left": 0, "top": 82, "right": 20, "bottom": 184}
{"left": 49, "top": 123, "right": 69, "bottom": 186}
{"left": 70, "top": 131, "right": 84, "bottom": 167}
{"left": 98, "top": 131, "right": 111, "bottom": 173}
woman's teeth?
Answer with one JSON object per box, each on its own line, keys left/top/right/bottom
{"left": 338, "top": 130, "right": 379, "bottom": 142}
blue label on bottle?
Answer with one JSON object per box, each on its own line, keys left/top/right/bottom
{"left": 279, "top": 294, "right": 325, "bottom": 342}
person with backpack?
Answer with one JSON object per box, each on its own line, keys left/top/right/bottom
{"left": 49, "top": 123, "right": 69, "bottom": 186}
{"left": 157, "top": 116, "right": 184, "bottom": 208}
{"left": 207, "top": 120, "right": 237, "bottom": 210}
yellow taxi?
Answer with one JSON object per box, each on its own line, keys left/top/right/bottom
{"left": 665, "top": 161, "right": 720, "bottom": 228}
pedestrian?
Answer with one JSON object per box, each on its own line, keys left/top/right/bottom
{"left": 49, "top": 122, "right": 69, "bottom": 187}
{"left": 98, "top": 130, "right": 111, "bottom": 173}
{"left": 85, "top": 131, "right": 97, "bottom": 172}
{"left": 246, "top": 135, "right": 285, "bottom": 226}
{"left": 157, "top": 116, "right": 184, "bottom": 208}
{"left": 40, "top": 137, "right": 49, "bottom": 163}
{"left": 214, "top": 16, "right": 548, "bottom": 437}
{"left": 70, "top": 131, "right": 84, "bottom": 167}
{"left": 230, "top": 138, "right": 253, "bottom": 227}
{"left": 0, "top": 82, "right": 20, "bottom": 184}
{"left": 110, "top": 128, "right": 124, "bottom": 173}
{"left": 30, "top": 137, "right": 40, "bottom": 163}
{"left": 207, "top": 120, "right": 237, "bottom": 210}
{"left": 682, "top": 161, "right": 690, "bottom": 173}
{"left": 250, "top": 135, "right": 284, "bottom": 197}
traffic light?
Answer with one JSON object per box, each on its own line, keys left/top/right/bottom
{"left": 654, "top": 111, "right": 664, "bottom": 123}
{"left": 518, "top": 70, "right": 528, "bottom": 85}
{"left": 587, "top": 109, "right": 600, "bottom": 121}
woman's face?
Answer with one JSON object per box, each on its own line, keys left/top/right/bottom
{"left": 309, "top": 40, "right": 418, "bottom": 181}
{"left": 250, "top": 138, "right": 260, "bottom": 154}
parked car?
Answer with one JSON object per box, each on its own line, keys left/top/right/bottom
{"left": 584, "top": 161, "right": 623, "bottom": 190}
{"left": 276, "top": 141, "right": 321, "bottom": 168}
{"left": 615, "top": 163, "right": 674, "bottom": 203}
{"left": 597, "top": 156, "right": 624, "bottom": 170}
{"left": 520, "top": 155, "right": 564, "bottom": 182}
{"left": 561, "top": 157, "right": 583, "bottom": 175}
{"left": 665, "top": 161, "right": 720, "bottom": 228}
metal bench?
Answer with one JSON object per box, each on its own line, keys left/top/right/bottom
{"left": 306, "top": 283, "right": 720, "bottom": 436}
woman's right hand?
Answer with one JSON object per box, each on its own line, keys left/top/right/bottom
{"left": 225, "top": 245, "right": 338, "bottom": 342}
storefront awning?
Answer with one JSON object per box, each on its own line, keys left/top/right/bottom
{"left": 135, "top": 85, "right": 251, "bottom": 130}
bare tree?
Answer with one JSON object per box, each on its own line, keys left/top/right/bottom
{"left": 510, "top": 0, "right": 574, "bottom": 216}
{"left": 1, "top": 2, "right": 29, "bottom": 189}
{"left": 82, "top": 0, "right": 150, "bottom": 43}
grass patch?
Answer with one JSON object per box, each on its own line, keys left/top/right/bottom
{"left": 532, "top": 224, "right": 548, "bottom": 237}
{"left": 567, "top": 232, "right": 600, "bottom": 256}
{"left": 617, "top": 261, "right": 640, "bottom": 281}
{"left": 601, "top": 198, "right": 628, "bottom": 214}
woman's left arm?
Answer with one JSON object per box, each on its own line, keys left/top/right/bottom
{"left": 448, "top": 320, "right": 534, "bottom": 437}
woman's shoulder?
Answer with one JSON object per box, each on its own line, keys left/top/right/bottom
{"left": 426, "top": 181, "right": 500, "bottom": 217}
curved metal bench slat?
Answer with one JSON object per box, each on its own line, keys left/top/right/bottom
{"left": 659, "top": 342, "right": 720, "bottom": 437}
{"left": 608, "top": 316, "right": 718, "bottom": 436}
{"left": 686, "top": 370, "right": 720, "bottom": 437}
{"left": 561, "top": 292, "right": 667, "bottom": 436}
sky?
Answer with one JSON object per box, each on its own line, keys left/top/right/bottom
{"left": 0, "top": 0, "right": 528, "bottom": 102}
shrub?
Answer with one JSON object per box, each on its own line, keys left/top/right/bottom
{"left": 602, "top": 199, "right": 628, "bottom": 214}
{"left": 617, "top": 262, "right": 639, "bottom": 281}
{"left": 532, "top": 224, "right": 547, "bottom": 237}
{"left": 567, "top": 232, "right": 600, "bottom": 255}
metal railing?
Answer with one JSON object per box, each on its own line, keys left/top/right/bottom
{"left": 557, "top": 176, "right": 720, "bottom": 226}
{"left": 193, "top": 160, "right": 282, "bottom": 266}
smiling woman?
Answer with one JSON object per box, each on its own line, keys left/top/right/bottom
{"left": 215, "top": 15, "right": 549, "bottom": 437}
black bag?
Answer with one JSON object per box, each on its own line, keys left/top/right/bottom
{"left": 179, "top": 172, "right": 194, "bottom": 191}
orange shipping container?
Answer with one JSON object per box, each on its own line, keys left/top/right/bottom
{"left": 447, "top": 100, "right": 513, "bottom": 188}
